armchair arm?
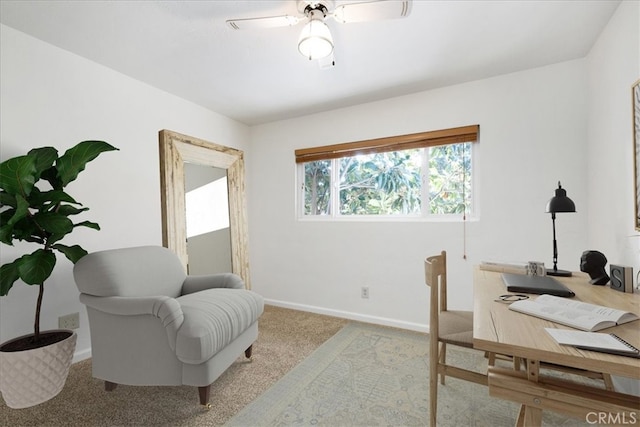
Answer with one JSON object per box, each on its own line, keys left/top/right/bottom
{"left": 181, "top": 273, "right": 245, "bottom": 295}
{"left": 79, "top": 294, "right": 184, "bottom": 350}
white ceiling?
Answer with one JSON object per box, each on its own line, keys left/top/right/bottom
{"left": 0, "top": 0, "right": 620, "bottom": 126}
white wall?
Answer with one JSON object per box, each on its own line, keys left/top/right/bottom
{"left": 0, "top": 25, "right": 250, "bottom": 360}
{"left": 586, "top": 0, "right": 640, "bottom": 271}
{"left": 248, "top": 60, "right": 589, "bottom": 330}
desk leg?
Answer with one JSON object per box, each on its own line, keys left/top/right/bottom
{"left": 516, "top": 405, "right": 543, "bottom": 427}
{"left": 515, "top": 360, "right": 542, "bottom": 427}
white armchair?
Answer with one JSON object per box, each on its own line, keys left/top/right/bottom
{"left": 73, "top": 245, "right": 263, "bottom": 407}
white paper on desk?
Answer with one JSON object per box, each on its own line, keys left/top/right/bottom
{"left": 536, "top": 295, "right": 637, "bottom": 325}
{"left": 545, "top": 328, "right": 630, "bottom": 352}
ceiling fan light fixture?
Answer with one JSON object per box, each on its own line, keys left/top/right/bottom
{"left": 298, "top": 10, "right": 333, "bottom": 60}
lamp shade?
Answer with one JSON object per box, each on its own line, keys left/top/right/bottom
{"left": 298, "top": 16, "right": 333, "bottom": 60}
{"left": 545, "top": 182, "right": 575, "bottom": 213}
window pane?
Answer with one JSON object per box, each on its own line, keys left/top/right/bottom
{"left": 304, "top": 160, "right": 331, "bottom": 215}
{"left": 428, "top": 143, "right": 471, "bottom": 214}
{"left": 339, "top": 150, "right": 422, "bottom": 215}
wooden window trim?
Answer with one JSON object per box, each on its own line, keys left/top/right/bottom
{"left": 295, "top": 125, "right": 479, "bottom": 163}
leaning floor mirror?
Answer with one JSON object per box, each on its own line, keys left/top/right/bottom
{"left": 159, "top": 130, "right": 250, "bottom": 288}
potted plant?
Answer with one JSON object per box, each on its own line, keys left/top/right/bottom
{"left": 0, "top": 140, "right": 118, "bottom": 408}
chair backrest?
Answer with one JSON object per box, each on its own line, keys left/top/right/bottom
{"left": 73, "top": 246, "right": 186, "bottom": 298}
{"left": 425, "top": 251, "right": 447, "bottom": 337}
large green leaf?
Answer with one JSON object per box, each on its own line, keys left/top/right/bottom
{"left": 56, "top": 141, "right": 119, "bottom": 187}
{"left": 10, "top": 217, "right": 45, "bottom": 243}
{"left": 27, "top": 147, "right": 58, "bottom": 178}
{"left": 0, "top": 194, "right": 30, "bottom": 244}
{"left": 28, "top": 189, "right": 79, "bottom": 211}
{"left": 31, "top": 212, "right": 74, "bottom": 235}
{"left": 6, "top": 193, "right": 29, "bottom": 227}
{"left": 53, "top": 244, "right": 88, "bottom": 263}
{"left": 74, "top": 220, "right": 100, "bottom": 230}
{"left": 0, "top": 223, "right": 12, "bottom": 245}
{"left": 0, "top": 190, "right": 16, "bottom": 208}
{"left": 16, "top": 249, "right": 56, "bottom": 285}
{"left": 0, "top": 261, "right": 20, "bottom": 295}
{"left": 56, "top": 204, "right": 89, "bottom": 216}
{"left": 0, "top": 156, "right": 37, "bottom": 197}
{"left": 40, "top": 165, "right": 62, "bottom": 190}
{"left": 0, "top": 209, "right": 15, "bottom": 246}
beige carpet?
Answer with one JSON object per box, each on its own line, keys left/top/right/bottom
{"left": 0, "top": 305, "right": 347, "bottom": 426}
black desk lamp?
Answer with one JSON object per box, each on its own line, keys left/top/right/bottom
{"left": 545, "top": 181, "right": 575, "bottom": 277}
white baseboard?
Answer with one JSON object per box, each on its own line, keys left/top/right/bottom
{"left": 265, "top": 299, "right": 429, "bottom": 334}
{"left": 72, "top": 348, "right": 92, "bottom": 364}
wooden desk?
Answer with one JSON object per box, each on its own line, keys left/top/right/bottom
{"left": 473, "top": 268, "right": 640, "bottom": 426}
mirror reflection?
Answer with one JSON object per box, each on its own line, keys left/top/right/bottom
{"left": 184, "top": 163, "right": 232, "bottom": 275}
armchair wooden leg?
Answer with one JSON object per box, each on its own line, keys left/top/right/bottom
{"left": 199, "top": 385, "right": 211, "bottom": 409}
{"left": 245, "top": 345, "right": 253, "bottom": 359}
{"left": 105, "top": 381, "right": 117, "bottom": 391}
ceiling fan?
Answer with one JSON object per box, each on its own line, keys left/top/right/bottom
{"left": 226, "top": 1, "right": 412, "bottom": 65}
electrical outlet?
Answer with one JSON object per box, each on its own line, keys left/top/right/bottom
{"left": 58, "top": 312, "right": 80, "bottom": 330}
{"left": 361, "top": 287, "right": 369, "bottom": 299}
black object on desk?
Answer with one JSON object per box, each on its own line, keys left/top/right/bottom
{"left": 502, "top": 273, "right": 575, "bottom": 297}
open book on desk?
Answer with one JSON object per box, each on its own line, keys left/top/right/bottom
{"left": 546, "top": 328, "right": 640, "bottom": 358}
{"left": 508, "top": 294, "right": 639, "bottom": 331}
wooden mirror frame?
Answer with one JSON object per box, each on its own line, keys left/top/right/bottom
{"left": 159, "top": 130, "right": 250, "bottom": 288}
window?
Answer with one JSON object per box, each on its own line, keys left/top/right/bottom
{"left": 296, "top": 125, "right": 478, "bottom": 219}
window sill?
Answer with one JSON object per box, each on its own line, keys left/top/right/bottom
{"left": 297, "top": 215, "right": 479, "bottom": 223}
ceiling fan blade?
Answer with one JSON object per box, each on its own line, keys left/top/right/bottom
{"left": 332, "top": 0, "right": 412, "bottom": 24}
{"left": 226, "top": 15, "right": 301, "bottom": 30}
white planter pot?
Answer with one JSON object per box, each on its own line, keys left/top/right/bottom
{"left": 0, "top": 329, "right": 77, "bottom": 409}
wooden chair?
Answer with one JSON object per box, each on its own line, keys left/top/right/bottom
{"left": 425, "top": 251, "right": 487, "bottom": 427}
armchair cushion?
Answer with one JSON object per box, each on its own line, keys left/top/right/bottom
{"left": 181, "top": 273, "right": 244, "bottom": 295}
{"left": 175, "top": 288, "right": 263, "bottom": 364}
{"left": 74, "top": 246, "right": 186, "bottom": 298}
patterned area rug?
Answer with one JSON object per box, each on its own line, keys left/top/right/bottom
{"left": 226, "top": 322, "right": 598, "bottom": 426}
